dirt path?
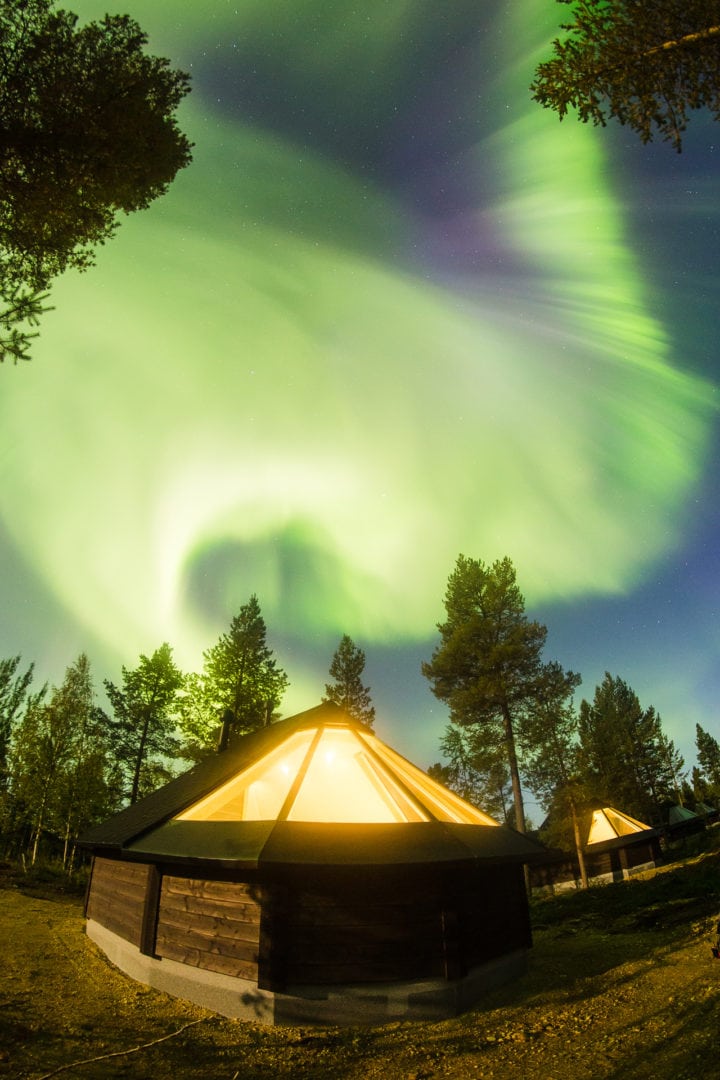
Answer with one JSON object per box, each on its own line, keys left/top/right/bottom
{"left": 1, "top": 886, "right": 718, "bottom": 1080}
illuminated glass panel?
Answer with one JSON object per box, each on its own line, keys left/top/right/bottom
{"left": 587, "top": 809, "right": 615, "bottom": 843}
{"left": 175, "top": 722, "right": 500, "bottom": 825}
{"left": 587, "top": 807, "right": 649, "bottom": 845}
{"left": 602, "top": 807, "right": 649, "bottom": 836}
{"left": 358, "top": 734, "right": 499, "bottom": 826}
{"left": 286, "top": 727, "right": 429, "bottom": 823}
{"left": 177, "top": 729, "right": 317, "bottom": 821}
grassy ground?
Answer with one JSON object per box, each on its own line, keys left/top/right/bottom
{"left": 2, "top": 840, "right": 720, "bottom": 1080}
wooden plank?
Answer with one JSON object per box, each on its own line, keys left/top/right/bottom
{"left": 89, "top": 877, "right": 147, "bottom": 903}
{"left": 287, "top": 920, "right": 438, "bottom": 948}
{"left": 92, "top": 908, "right": 143, "bottom": 947}
{"left": 294, "top": 890, "right": 437, "bottom": 912}
{"left": 87, "top": 889, "right": 142, "bottom": 924}
{"left": 159, "top": 890, "right": 261, "bottom": 924}
{"left": 88, "top": 879, "right": 144, "bottom": 907}
{"left": 91, "top": 863, "right": 149, "bottom": 893}
{"left": 140, "top": 864, "right": 162, "bottom": 957}
{"left": 290, "top": 904, "right": 436, "bottom": 929}
{"left": 257, "top": 883, "right": 288, "bottom": 993}
{"left": 155, "top": 927, "right": 259, "bottom": 967}
{"left": 441, "top": 908, "right": 465, "bottom": 980}
{"left": 163, "top": 877, "right": 262, "bottom": 903}
{"left": 286, "top": 937, "right": 439, "bottom": 962}
{"left": 157, "top": 910, "right": 260, "bottom": 948}
{"left": 156, "top": 921, "right": 259, "bottom": 959}
{"left": 93, "top": 859, "right": 149, "bottom": 888}
{"left": 156, "top": 938, "right": 257, "bottom": 980}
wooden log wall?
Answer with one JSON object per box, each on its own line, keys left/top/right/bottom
{"left": 87, "top": 859, "right": 532, "bottom": 992}
{"left": 86, "top": 857, "right": 150, "bottom": 948}
{"left": 586, "top": 849, "right": 615, "bottom": 878}
{"left": 457, "top": 865, "right": 532, "bottom": 969}
{"left": 272, "top": 864, "right": 531, "bottom": 988}
{"left": 624, "top": 839, "right": 659, "bottom": 868}
{"left": 283, "top": 884, "right": 445, "bottom": 985}
{"left": 155, "top": 876, "right": 262, "bottom": 981}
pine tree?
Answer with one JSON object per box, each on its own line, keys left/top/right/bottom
{"left": 423, "top": 555, "right": 578, "bottom": 834}
{"left": 520, "top": 662, "right": 588, "bottom": 886}
{"left": 105, "top": 643, "right": 185, "bottom": 804}
{"left": 8, "top": 654, "right": 110, "bottom": 865}
{"left": 183, "top": 596, "right": 289, "bottom": 748}
{"left": 695, "top": 723, "right": 720, "bottom": 794}
{"left": 532, "top": 1, "right": 720, "bottom": 151}
{"left": 432, "top": 724, "right": 512, "bottom": 822}
{"left": 322, "top": 635, "right": 375, "bottom": 727}
{"left": 578, "top": 674, "right": 682, "bottom": 823}
{"left": 0, "top": 0, "right": 192, "bottom": 362}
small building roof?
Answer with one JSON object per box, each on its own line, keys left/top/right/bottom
{"left": 586, "top": 806, "right": 653, "bottom": 846}
{"left": 80, "top": 702, "right": 544, "bottom": 869}
{"left": 667, "top": 804, "right": 699, "bottom": 825}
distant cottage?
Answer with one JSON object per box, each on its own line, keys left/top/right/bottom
{"left": 531, "top": 804, "right": 662, "bottom": 895}
{"left": 666, "top": 803, "right": 706, "bottom": 840}
{"left": 80, "top": 702, "right": 543, "bottom": 1024}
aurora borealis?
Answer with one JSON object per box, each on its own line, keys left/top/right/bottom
{"left": 1, "top": 0, "right": 718, "bottom": 786}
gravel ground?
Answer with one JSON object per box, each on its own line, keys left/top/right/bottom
{"left": 1, "top": 862, "right": 719, "bottom": 1080}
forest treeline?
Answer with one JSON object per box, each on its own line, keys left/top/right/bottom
{"left": 1, "top": 557, "right": 719, "bottom": 873}
{"left": 0, "top": 603, "right": 374, "bottom": 870}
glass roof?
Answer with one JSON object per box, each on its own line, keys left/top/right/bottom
{"left": 587, "top": 806, "right": 650, "bottom": 844}
{"left": 176, "top": 723, "right": 498, "bottom": 825}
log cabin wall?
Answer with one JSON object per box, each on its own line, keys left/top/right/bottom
{"left": 458, "top": 865, "right": 532, "bottom": 969}
{"left": 86, "top": 857, "right": 150, "bottom": 948}
{"left": 282, "top": 881, "right": 446, "bottom": 986}
{"left": 586, "top": 849, "right": 614, "bottom": 878}
{"left": 261, "top": 863, "right": 531, "bottom": 990}
{"left": 155, "top": 876, "right": 262, "bottom": 982}
{"left": 624, "top": 839, "right": 660, "bottom": 868}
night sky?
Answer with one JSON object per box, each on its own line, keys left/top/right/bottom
{"left": 2, "top": 1, "right": 718, "bottom": 815}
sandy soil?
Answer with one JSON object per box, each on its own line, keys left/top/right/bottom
{"left": 1, "top": 869, "right": 719, "bottom": 1080}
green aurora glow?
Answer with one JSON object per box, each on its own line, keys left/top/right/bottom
{"left": 0, "top": 0, "right": 715, "bottom": 729}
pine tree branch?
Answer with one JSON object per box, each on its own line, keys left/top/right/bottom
{"left": 0, "top": 285, "right": 53, "bottom": 363}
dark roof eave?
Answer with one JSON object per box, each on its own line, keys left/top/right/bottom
{"left": 86, "top": 819, "right": 546, "bottom": 868}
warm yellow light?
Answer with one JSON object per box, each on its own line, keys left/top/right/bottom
{"left": 286, "top": 727, "right": 428, "bottom": 823}
{"left": 587, "top": 807, "right": 649, "bottom": 845}
{"left": 175, "top": 722, "right": 499, "bottom": 825}
{"left": 358, "top": 733, "right": 499, "bottom": 826}
{"left": 177, "top": 729, "right": 316, "bottom": 821}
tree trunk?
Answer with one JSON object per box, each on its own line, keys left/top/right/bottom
{"left": 570, "top": 798, "right": 589, "bottom": 889}
{"left": 130, "top": 710, "right": 151, "bottom": 804}
{"left": 30, "top": 788, "right": 50, "bottom": 866}
{"left": 501, "top": 705, "right": 525, "bottom": 833}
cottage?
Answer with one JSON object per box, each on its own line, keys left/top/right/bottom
{"left": 80, "top": 702, "right": 542, "bottom": 1024}
{"left": 666, "top": 803, "right": 705, "bottom": 839}
{"left": 583, "top": 805, "right": 662, "bottom": 883}
{"left": 531, "top": 803, "right": 662, "bottom": 895}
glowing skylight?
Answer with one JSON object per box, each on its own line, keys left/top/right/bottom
{"left": 587, "top": 807, "right": 650, "bottom": 845}
{"left": 175, "top": 722, "right": 499, "bottom": 825}
{"left": 177, "top": 729, "right": 316, "bottom": 822}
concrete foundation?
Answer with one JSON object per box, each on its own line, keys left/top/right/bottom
{"left": 86, "top": 919, "right": 527, "bottom": 1026}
